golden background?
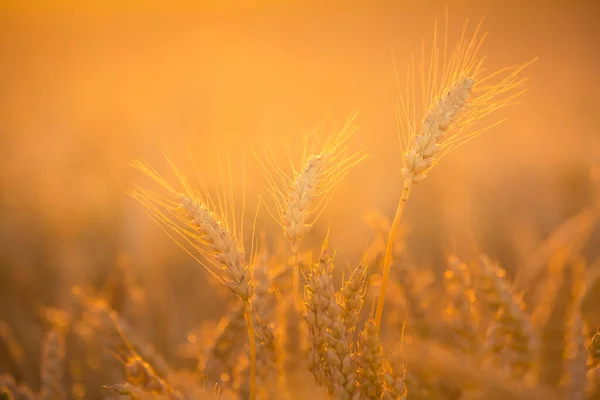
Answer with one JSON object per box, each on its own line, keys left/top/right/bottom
{"left": 1, "top": 0, "right": 599, "bottom": 394}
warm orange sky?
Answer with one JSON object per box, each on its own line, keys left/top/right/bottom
{"left": 1, "top": 0, "right": 599, "bottom": 262}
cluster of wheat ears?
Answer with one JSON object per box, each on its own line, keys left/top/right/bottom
{"left": 2, "top": 17, "right": 600, "bottom": 400}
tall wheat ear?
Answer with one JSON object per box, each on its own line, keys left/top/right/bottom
{"left": 128, "top": 150, "right": 259, "bottom": 400}
{"left": 255, "top": 110, "right": 366, "bottom": 307}
{"left": 374, "top": 17, "right": 536, "bottom": 333}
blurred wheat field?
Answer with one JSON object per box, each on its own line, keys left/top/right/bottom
{"left": 1, "top": 1, "right": 600, "bottom": 399}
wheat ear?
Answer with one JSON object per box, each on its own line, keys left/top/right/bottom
{"left": 257, "top": 111, "right": 365, "bottom": 306}
{"left": 340, "top": 263, "right": 368, "bottom": 337}
{"left": 357, "top": 319, "right": 385, "bottom": 399}
{"left": 130, "top": 151, "right": 257, "bottom": 399}
{"left": 374, "top": 18, "right": 534, "bottom": 333}
{"left": 305, "top": 241, "right": 359, "bottom": 398}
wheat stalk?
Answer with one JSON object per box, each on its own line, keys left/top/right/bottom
{"left": 40, "top": 327, "right": 67, "bottom": 400}
{"left": 374, "top": 17, "right": 535, "bottom": 333}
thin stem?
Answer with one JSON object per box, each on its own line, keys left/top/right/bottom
{"left": 244, "top": 300, "right": 257, "bottom": 400}
{"left": 292, "top": 243, "right": 300, "bottom": 310}
{"left": 374, "top": 177, "right": 413, "bottom": 334}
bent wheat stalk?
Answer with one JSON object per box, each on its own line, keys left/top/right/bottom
{"left": 374, "top": 18, "right": 535, "bottom": 333}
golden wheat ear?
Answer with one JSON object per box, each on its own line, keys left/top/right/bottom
{"left": 255, "top": 111, "right": 366, "bottom": 307}
{"left": 255, "top": 110, "right": 366, "bottom": 249}
{"left": 397, "top": 18, "right": 535, "bottom": 184}
{"left": 375, "top": 17, "right": 535, "bottom": 333}
{"left": 128, "top": 150, "right": 252, "bottom": 301}
{"left": 129, "top": 148, "right": 259, "bottom": 399}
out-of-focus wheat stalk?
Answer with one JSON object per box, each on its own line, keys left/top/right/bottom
{"left": 443, "top": 255, "right": 479, "bottom": 354}
{"left": 374, "top": 17, "right": 535, "bottom": 333}
{"left": 40, "top": 328, "right": 67, "bottom": 400}
{"left": 561, "top": 259, "right": 587, "bottom": 400}
{"left": 475, "top": 254, "right": 536, "bottom": 379}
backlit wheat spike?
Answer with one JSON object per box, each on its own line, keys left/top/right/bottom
{"left": 382, "top": 350, "right": 407, "bottom": 400}
{"left": 257, "top": 111, "right": 365, "bottom": 306}
{"left": 305, "top": 246, "right": 337, "bottom": 386}
{"left": 129, "top": 152, "right": 252, "bottom": 301}
{"left": 397, "top": 19, "right": 534, "bottom": 184}
{"left": 305, "top": 242, "right": 360, "bottom": 399}
{"left": 340, "top": 263, "right": 368, "bottom": 337}
{"left": 374, "top": 16, "right": 535, "bottom": 333}
{"left": 258, "top": 110, "right": 364, "bottom": 249}
{"left": 130, "top": 152, "right": 258, "bottom": 399}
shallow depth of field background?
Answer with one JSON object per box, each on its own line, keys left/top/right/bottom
{"left": 1, "top": 0, "right": 599, "bottom": 394}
